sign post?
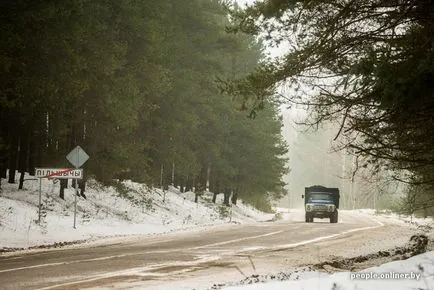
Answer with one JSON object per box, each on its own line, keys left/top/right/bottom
{"left": 66, "top": 146, "right": 89, "bottom": 229}
{"left": 74, "top": 178, "right": 78, "bottom": 228}
{"left": 39, "top": 178, "right": 42, "bottom": 224}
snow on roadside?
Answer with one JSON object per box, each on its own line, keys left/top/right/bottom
{"left": 352, "top": 208, "right": 434, "bottom": 244}
{"left": 216, "top": 208, "right": 434, "bottom": 290}
{"left": 359, "top": 208, "right": 434, "bottom": 230}
{"left": 0, "top": 175, "right": 273, "bottom": 249}
{"left": 222, "top": 250, "right": 434, "bottom": 290}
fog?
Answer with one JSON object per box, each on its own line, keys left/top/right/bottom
{"left": 279, "top": 107, "right": 401, "bottom": 210}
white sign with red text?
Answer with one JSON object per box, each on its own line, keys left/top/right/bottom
{"left": 35, "top": 168, "right": 83, "bottom": 179}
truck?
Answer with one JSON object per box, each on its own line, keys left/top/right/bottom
{"left": 302, "top": 185, "right": 340, "bottom": 223}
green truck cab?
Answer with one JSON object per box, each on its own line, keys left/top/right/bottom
{"left": 302, "top": 185, "right": 340, "bottom": 223}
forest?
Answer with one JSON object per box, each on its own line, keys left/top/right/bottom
{"left": 225, "top": 0, "right": 434, "bottom": 213}
{"left": 0, "top": 0, "right": 288, "bottom": 209}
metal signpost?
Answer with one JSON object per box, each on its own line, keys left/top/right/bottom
{"left": 66, "top": 145, "right": 89, "bottom": 229}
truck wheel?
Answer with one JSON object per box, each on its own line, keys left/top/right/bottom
{"left": 330, "top": 211, "right": 338, "bottom": 223}
{"left": 305, "top": 213, "right": 310, "bottom": 222}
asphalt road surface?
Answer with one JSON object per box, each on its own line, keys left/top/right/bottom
{"left": 0, "top": 210, "right": 387, "bottom": 289}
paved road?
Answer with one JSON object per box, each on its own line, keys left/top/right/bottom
{"left": 0, "top": 210, "right": 383, "bottom": 289}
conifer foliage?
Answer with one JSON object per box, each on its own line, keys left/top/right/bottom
{"left": 225, "top": 0, "right": 434, "bottom": 187}
{"left": 0, "top": 0, "right": 288, "bottom": 206}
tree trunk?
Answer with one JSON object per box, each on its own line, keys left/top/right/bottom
{"left": 197, "top": 166, "right": 207, "bottom": 193}
{"left": 231, "top": 189, "right": 238, "bottom": 205}
{"left": 0, "top": 142, "right": 7, "bottom": 179}
{"left": 212, "top": 180, "right": 220, "bottom": 203}
{"left": 171, "top": 160, "right": 175, "bottom": 186}
{"left": 33, "top": 119, "right": 44, "bottom": 173}
{"left": 0, "top": 107, "right": 8, "bottom": 179}
{"left": 160, "top": 164, "right": 163, "bottom": 190}
{"left": 163, "top": 172, "right": 169, "bottom": 190}
{"left": 79, "top": 179, "right": 86, "bottom": 199}
{"left": 18, "top": 171, "right": 25, "bottom": 190}
{"left": 194, "top": 178, "right": 199, "bottom": 203}
{"left": 59, "top": 179, "right": 67, "bottom": 200}
{"left": 0, "top": 153, "right": 7, "bottom": 179}
{"left": 223, "top": 187, "right": 231, "bottom": 206}
{"left": 206, "top": 164, "right": 211, "bottom": 192}
{"left": 174, "top": 175, "right": 181, "bottom": 190}
{"left": 18, "top": 129, "right": 29, "bottom": 190}
{"left": 185, "top": 175, "right": 193, "bottom": 192}
{"left": 28, "top": 130, "right": 36, "bottom": 176}
{"left": 8, "top": 130, "right": 19, "bottom": 184}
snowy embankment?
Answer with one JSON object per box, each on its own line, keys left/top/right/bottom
{"left": 356, "top": 208, "right": 434, "bottom": 232}
{"left": 3, "top": 177, "right": 434, "bottom": 290}
{"left": 217, "top": 209, "right": 434, "bottom": 290}
{"left": 222, "top": 250, "right": 434, "bottom": 290}
{"left": 0, "top": 176, "right": 273, "bottom": 250}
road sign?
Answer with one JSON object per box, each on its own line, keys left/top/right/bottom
{"left": 66, "top": 146, "right": 89, "bottom": 168}
{"left": 66, "top": 146, "right": 89, "bottom": 229}
{"left": 35, "top": 168, "right": 83, "bottom": 179}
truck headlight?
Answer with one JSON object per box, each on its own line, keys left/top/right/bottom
{"left": 328, "top": 205, "right": 335, "bottom": 212}
{"left": 306, "top": 205, "right": 312, "bottom": 212}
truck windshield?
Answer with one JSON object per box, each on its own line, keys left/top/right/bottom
{"left": 308, "top": 193, "right": 333, "bottom": 201}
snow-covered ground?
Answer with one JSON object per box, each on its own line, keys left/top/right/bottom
{"left": 2, "top": 176, "right": 434, "bottom": 290}
{"left": 218, "top": 209, "right": 434, "bottom": 290}
{"left": 0, "top": 175, "right": 273, "bottom": 249}
{"left": 357, "top": 208, "right": 434, "bottom": 231}
{"left": 223, "top": 250, "right": 434, "bottom": 290}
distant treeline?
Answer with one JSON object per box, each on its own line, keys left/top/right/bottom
{"left": 0, "top": 0, "right": 288, "bottom": 207}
